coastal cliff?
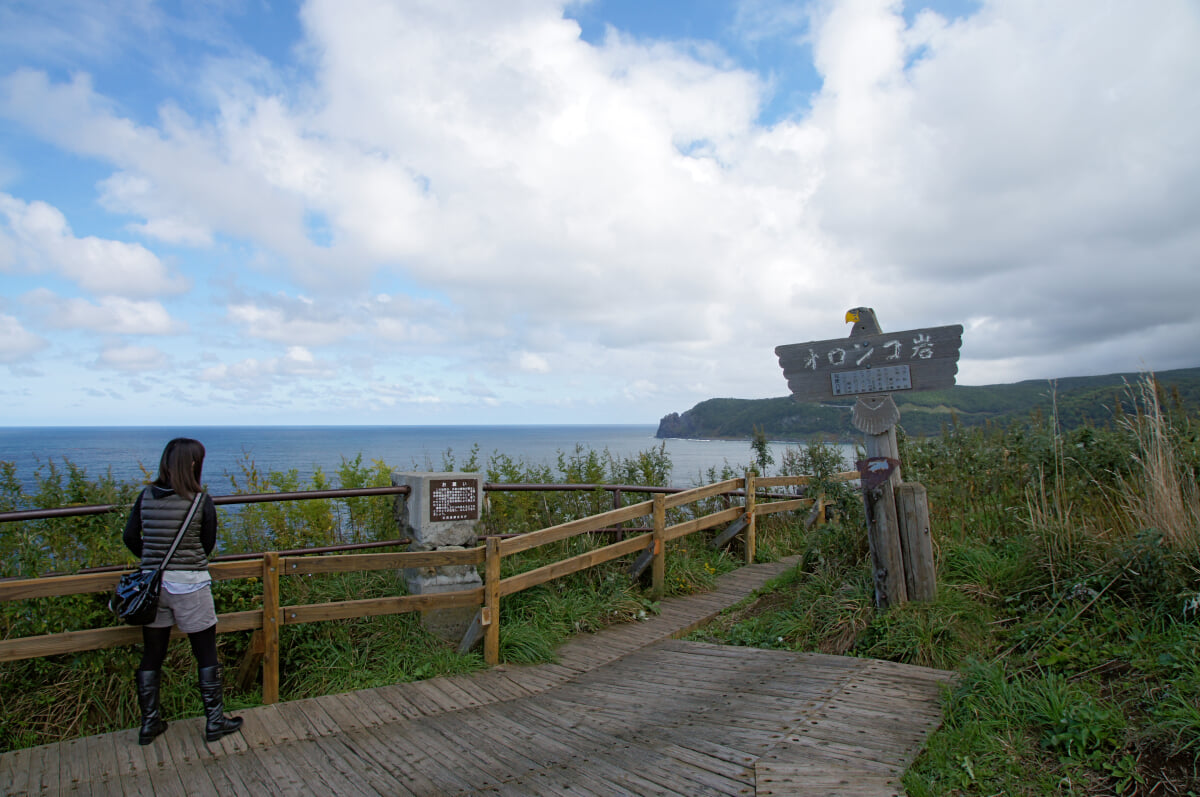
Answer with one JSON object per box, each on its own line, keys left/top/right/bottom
{"left": 655, "top": 366, "right": 1200, "bottom": 440}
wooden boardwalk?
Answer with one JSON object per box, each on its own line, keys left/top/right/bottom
{"left": 2, "top": 558, "right": 955, "bottom": 796}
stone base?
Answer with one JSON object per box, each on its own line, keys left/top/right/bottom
{"left": 404, "top": 561, "right": 483, "bottom": 643}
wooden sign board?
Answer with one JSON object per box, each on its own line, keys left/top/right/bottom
{"left": 776, "top": 325, "right": 963, "bottom": 403}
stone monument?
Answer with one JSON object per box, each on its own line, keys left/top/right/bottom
{"left": 391, "top": 471, "right": 484, "bottom": 641}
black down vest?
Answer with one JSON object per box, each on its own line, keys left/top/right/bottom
{"left": 139, "top": 489, "right": 208, "bottom": 571}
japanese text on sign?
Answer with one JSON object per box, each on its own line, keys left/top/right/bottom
{"left": 831, "top": 365, "right": 912, "bottom": 396}
{"left": 797, "top": 333, "right": 936, "bottom": 373}
{"left": 429, "top": 478, "right": 479, "bottom": 522}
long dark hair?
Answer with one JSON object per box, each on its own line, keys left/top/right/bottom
{"left": 153, "top": 438, "right": 205, "bottom": 499}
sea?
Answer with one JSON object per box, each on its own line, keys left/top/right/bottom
{"left": 0, "top": 426, "right": 855, "bottom": 492}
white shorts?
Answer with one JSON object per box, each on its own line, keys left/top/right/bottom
{"left": 147, "top": 584, "right": 218, "bottom": 633}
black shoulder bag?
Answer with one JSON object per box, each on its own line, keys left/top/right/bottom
{"left": 111, "top": 491, "right": 205, "bottom": 626}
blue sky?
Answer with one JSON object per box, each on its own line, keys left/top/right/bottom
{"left": 1, "top": 0, "right": 1198, "bottom": 426}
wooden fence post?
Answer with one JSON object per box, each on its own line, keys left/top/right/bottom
{"left": 865, "top": 480, "right": 908, "bottom": 609}
{"left": 651, "top": 494, "right": 665, "bottom": 601}
{"left": 897, "top": 483, "right": 936, "bottom": 602}
{"left": 484, "top": 537, "right": 501, "bottom": 666}
{"left": 261, "top": 552, "right": 281, "bottom": 704}
{"left": 744, "top": 472, "right": 757, "bottom": 565}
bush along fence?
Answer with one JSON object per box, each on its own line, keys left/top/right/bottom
{"left": 0, "top": 471, "right": 858, "bottom": 704}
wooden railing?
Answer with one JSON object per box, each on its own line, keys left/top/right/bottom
{"left": 0, "top": 472, "right": 857, "bottom": 703}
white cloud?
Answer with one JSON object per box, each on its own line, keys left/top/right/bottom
{"left": 0, "top": 314, "right": 47, "bottom": 362}
{"left": 96, "top": 344, "right": 169, "bottom": 372}
{"left": 1, "top": 0, "right": 1198, "bottom": 423}
{"left": 517, "top": 351, "right": 551, "bottom": 373}
{"left": 227, "top": 299, "right": 354, "bottom": 346}
{"left": 199, "top": 345, "right": 337, "bottom": 390}
{"left": 26, "top": 292, "right": 184, "bottom": 335}
{"left": 0, "top": 193, "right": 188, "bottom": 297}
{"left": 98, "top": 173, "right": 214, "bottom": 246}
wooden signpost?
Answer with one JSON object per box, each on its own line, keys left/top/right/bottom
{"left": 776, "top": 308, "right": 964, "bottom": 608}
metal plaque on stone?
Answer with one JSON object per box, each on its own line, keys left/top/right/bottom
{"left": 429, "top": 478, "right": 479, "bottom": 522}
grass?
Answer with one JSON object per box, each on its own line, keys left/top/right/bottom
{"left": 692, "top": 376, "right": 1200, "bottom": 795}
{"left": 3, "top": 376, "right": 1198, "bottom": 796}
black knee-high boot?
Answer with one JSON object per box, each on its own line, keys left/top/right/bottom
{"left": 197, "top": 665, "right": 243, "bottom": 742}
{"left": 135, "top": 670, "right": 168, "bottom": 745}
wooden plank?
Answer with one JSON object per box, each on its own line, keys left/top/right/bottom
{"left": 498, "top": 534, "right": 650, "bottom": 597}
{"left": 463, "top": 703, "right": 582, "bottom": 761}
{"left": 661, "top": 478, "right": 742, "bottom": 509}
{"left": 305, "top": 693, "right": 367, "bottom": 734}
{"left": 254, "top": 702, "right": 304, "bottom": 745}
{"left": 635, "top": 730, "right": 760, "bottom": 775}
{"left": 501, "top": 704, "right": 692, "bottom": 797}
{"left": 57, "top": 736, "right": 92, "bottom": 796}
{"left": 108, "top": 729, "right": 152, "bottom": 780}
{"left": 490, "top": 664, "right": 569, "bottom": 693}
{"left": 284, "top": 586, "right": 484, "bottom": 624}
{"left": 401, "top": 678, "right": 478, "bottom": 714}
{"left": 652, "top": 495, "right": 666, "bottom": 600}
{"left": 375, "top": 714, "right": 496, "bottom": 794}
{"left": 207, "top": 560, "right": 264, "bottom": 580}
{"left": 754, "top": 498, "right": 812, "bottom": 516}
{"left": 897, "top": 482, "right": 937, "bottom": 602}
{"left": 609, "top": 742, "right": 750, "bottom": 797}
{"left": 321, "top": 724, "right": 441, "bottom": 796}
{"left": 196, "top": 744, "right": 257, "bottom": 797}
{"left": 0, "top": 626, "right": 141, "bottom": 662}
{"left": 261, "top": 552, "right": 281, "bottom": 705}
{"left": 32, "top": 737, "right": 60, "bottom": 795}
{"left": 499, "top": 500, "right": 654, "bottom": 556}
{"left": 336, "top": 690, "right": 392, "bottom": 730}
{"left": 86, "top": 736, "right": 129, "bottom": 797}
{"left": 231, "top": 703, "right": 278, "bottom": 749}
{"left": 0, "top": 560, "right": 263, "bottom": 603}
{"left": 663, "top": 506, "right": 742, "bottom": 542}
{"left": 349, "top": 688, "right": 410, "bottom": 726}
{"left": 301, "top": 733, "right": 410, "bottom": 797}
{"left": 140, "top": 739, "right": 188, "bottom": 797}
{"left": 0, "top": 745, "right": 33, "bottom": 796}
{"left": 0, "top": 571, "right": 122, "bottom": 601}
{"left": 368, "top": 684, "right": 428, "bottom": 720}
{"left": 419, "top": 712, "right": 528, "bottom": 789}
{"left": 251, "top": 738, "right": 348, "bottom": 797}
{"left": 753, "top": 475, "right": 810, "bottom": 489}
{"left": 457, "top": 670, "right": 538, "bottom": 702}
{"left": 437, "top": 672, "right": 512, "bottom": 706}
{"left": 434, "top": 710, "right": 545, "bottom": 777}
{"left": 281, "top": 546, "right": 484, "bottom": 575}
{"left": 426, "top": 674, "right": 493, "bottom": 709}
{"left": 212, "top": 745, "right": 290, "bottom": 797}
{"left": 709, "top": 516, "right": 746, "bottom": 549}
{"left": 866, "top": 479, "right": 907, "bottom": 608}
{"left": 484, "top": 535, "right": 501, "bottom": 665}
{"left": 379, "top": 680, "right": 451, "bottom": 717}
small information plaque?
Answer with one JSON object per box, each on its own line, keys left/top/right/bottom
{"left": 831, "top": 365, "right": 912, "bottom": 397}
{"left": 429, "top": 478, "right": 479, "bottom": 522}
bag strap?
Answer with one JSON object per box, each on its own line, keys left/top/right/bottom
{"left": 153, "top": 491, "right": 205, "bottom": 574}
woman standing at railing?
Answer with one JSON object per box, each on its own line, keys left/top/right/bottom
{"left": 122, "top": 437, "right": 243, "bottom": 745}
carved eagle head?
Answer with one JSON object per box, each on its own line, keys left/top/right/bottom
{"left": 845, "top": 307, "right": 881, "bottom": 337}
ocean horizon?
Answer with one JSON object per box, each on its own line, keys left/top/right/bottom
{"left": 0, "top": 425, "right": 853, "bottom": 491}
